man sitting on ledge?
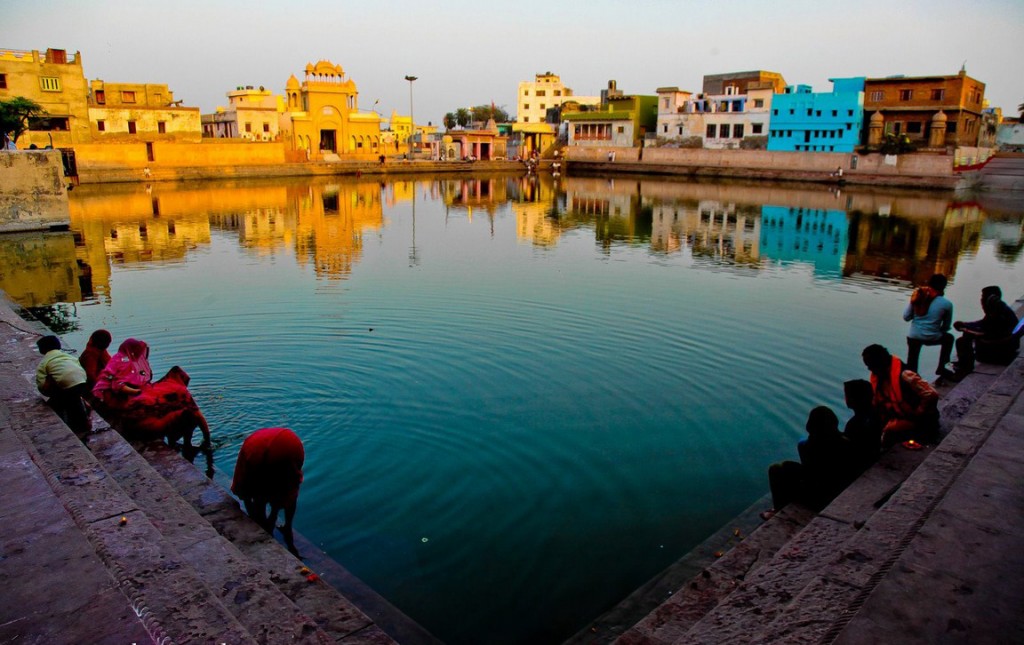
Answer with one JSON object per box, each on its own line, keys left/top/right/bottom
{"left": 941, "top": 285, "right": 1020, "bottom": 382}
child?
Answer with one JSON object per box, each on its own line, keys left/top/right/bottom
{"left": 35, "top": 335, "right": 91, "bottom": 438}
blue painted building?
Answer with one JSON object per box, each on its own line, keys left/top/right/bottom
{"left": 767, "top": 77, "right": 865, "bottom": 153}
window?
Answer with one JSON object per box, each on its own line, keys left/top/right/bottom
{"left": 523, "top": 90, "right": 529, "bottom": 96}
{"left": 245, "top": 123, "right": 252, "bottom": 133}
{"left": 752, "top": 123, "right": 763, "bottom": 134}
{"left": 263, "top": 122, "right": 270, "bottom": 133}
{"left": 807, "top": 109, "right": 813, "bottom": 116}
{"left": 128, "top": 121, "right": 137, "bottom": 134}
{"left": 754, "top": 99, "right": 764, "bottom": 108}
{"left": 899, "top": 89, "right": 912, "bottom": 101}
{"left": 524, "top": 104, "right": 530, "bottom": 110}
{"left": 554, "top": 90, "right": 561, "bottom": 97}
{"left": 869, "top": 91, "right": 884, "bottom": 101}
{"left": 789, "top": 109, "right": 794, "bottom": 115}
{"left": 122, "top": 90, "right": 136, "bottom": 103}
{"left": 848, "top": 110, "right": 854, "bottom": 116}
{"left": 931, "top": 89, "right": 945, "bottom": 101}
{"left": 773, "top": 109, "right": 778, "bottom": 116}
{"left": 540, "top": 104, "right": 546, "bottom": 110}
{"left": 94, "top": 90, "right": 105, "bottom": 104}
{"left": 97, "top": 120, "right": 105, "bottom": 132}
{"left": 706, "top": 124, "right": 717, "bottom": 138}
{"left": 720, "top": 124, "right": 731, "bottom": 138}
{"left": 0, "top": 74, "right": 6, "bottom": 89}
{"left": 816, "top": 110, "right": 821, "bottom": 117}
{"left": 678, "top": 126, "right": 683, "bottom": 135}
{"left": 662, "top": 124, "right": 668, "bottom": 133}
{"left": 733, "top": 124, "right": 744, "bottom": 138}
{"left": 832, "top": 110, "right": 837, "bottom": 117}
{"left": 536, "top": 90, "right": 546, "bottom": 96}
{"left": 523, "top": 117, "right": 529, "bottom": 122}
{"left": 157, "top": 121, "right": 166, "bottom": 134}
{"left": 907, "top": 121, "right": 923, "bottom": 134}
{"left": 617, "top": 125, "right": 624, "bottom": 133}
{"left": 40, "top": 76, "right": 61, "bottom": 92}
{"left": 946, "top": 122, "right": 957, "bottom": 133}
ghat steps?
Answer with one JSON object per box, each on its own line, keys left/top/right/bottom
{"left": 597, "top": 310, "right": 1024, "bottom": 644}
{"left": 0, "top": 300, "right": 435, "bottom": 644}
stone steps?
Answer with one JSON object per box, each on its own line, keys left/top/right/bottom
{"left": 613, "top": 357, "right": 1020, "bottom": 645}
{"left": 0, "top": 303, "right": 408, "bottom": 644}
{"left": 86, "top": 425, "right": 343, "bottom": 644}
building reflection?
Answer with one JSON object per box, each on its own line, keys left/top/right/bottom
{"left": 0, "top": 232, "right": 85, "bottom": 306}
{"left": 558, "top": 177, "right": 985, "bottom": 283}
{"left": 0, "top": 176, "right": 1004, "bottom": 309}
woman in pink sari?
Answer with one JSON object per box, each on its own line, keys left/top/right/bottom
{"left": 93, "top": 338, "right": 211, "bottom": 448}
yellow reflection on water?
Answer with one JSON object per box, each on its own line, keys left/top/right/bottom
{"left": 0, "top": 175, "right": 998, "bottom": 308}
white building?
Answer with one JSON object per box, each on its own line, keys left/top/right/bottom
{"left": 654, "top": 83, "right": 774, "bottom": 149}
{"left": 517, "top": 72, "right": 598, "bottom": 124}
{"left": 201, "top": 85, "right": 284, "bottom": 141}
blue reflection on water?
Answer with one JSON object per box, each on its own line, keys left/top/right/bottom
{"left": 16, "top": 175, "right": 1023, "bottom": 644}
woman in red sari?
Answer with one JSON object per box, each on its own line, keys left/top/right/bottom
{"left": 79, "top": 329, "right": 112, "bottom": 390}
{"left": 92, "top": 338, "right": 211, "bottom": 448}
{"left": 232, "top": 428, "right": 305, "bottom": 555}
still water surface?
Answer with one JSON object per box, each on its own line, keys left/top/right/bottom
{"left": 4, "top": 174, "right": 1023, "bottom": 644}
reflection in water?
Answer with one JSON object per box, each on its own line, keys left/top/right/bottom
{"left": 2, "top": 176, "right": 1003, "bottom": 311}
{"left": 1, "top": 174, "right": 1022, "bottom": 645}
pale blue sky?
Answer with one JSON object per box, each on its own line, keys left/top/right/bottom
{"left": 7, "top": 0, "right": 1023, "bottom": 124}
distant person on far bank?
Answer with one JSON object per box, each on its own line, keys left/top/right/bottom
{"left": 232, "top": 427, "right": 305, "bottom": 556}
{"left": 35, "top": 335, "right": 91, "bottom": 439}
{"left": 862, "top": 344, "right": 939, "bottom": 447}
{"left": 941, "top": 286, "right": 1021, "bottom": 381}
{"left": 903, "top": 273, "right": 954, "bottom": 375}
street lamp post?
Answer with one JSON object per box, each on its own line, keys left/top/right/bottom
{"left": 404, "top": 75, "right": 417, "bottom": 159}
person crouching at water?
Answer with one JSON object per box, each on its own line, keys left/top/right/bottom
{"left": 35, "top": 335, "right": 92, "bottom": 439}
{"left": 762, "top": 406, "right": 858, "bottom": 519}
{"left": 862, "top": 344, "right": 939, "bottom": 447}
{"left": 232, "top": 427, "right": 305, "bottom": 556}
{"left": 92, "top": 338, "right": 211, "bottom": 450}
{"left": 79, "top": 329, "right": 113, "bottom": 393}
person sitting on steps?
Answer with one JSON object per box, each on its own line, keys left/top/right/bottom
{"left": 903, "top": 273, "right": 954, "bottom": 376}
{"left": 762, "top": 406, "right": 859, "bottom": 520}
{"left": 941, "top": 285, "right": 1020, "bottom": 382}
{"left": 862, "top": 344, "right": 940, "bottom": 448}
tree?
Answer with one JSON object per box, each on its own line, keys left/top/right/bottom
{"left": 455, "top": 108, "right": 471, "bottom": 128}
{"left": 0, "top": 96, "right": 47, "bottom": 145}
{"left": 443, "top": 112, "right": 457, "bottom": 129}
{"left": 470, "top": 104, "right": 509, "bottom": 123}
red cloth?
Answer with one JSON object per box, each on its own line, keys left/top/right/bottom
{"left": 117, "top": 366, "right": 202, "bottom": 441}
{"left": 79, "top": 345, "right": 110, "bottom": 388}
{"left": 232, "top": 428, "right": 305, "bottom": 507}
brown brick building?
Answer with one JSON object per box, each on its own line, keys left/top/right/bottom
{"left": 863, "top": 70, "right": 986, "bottom": 147}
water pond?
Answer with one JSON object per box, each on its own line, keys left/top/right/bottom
{"left": 3, "top": 173, "right": 1022, "bottom": 644}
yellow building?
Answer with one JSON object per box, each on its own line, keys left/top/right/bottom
{"left": 281, "top": 60, "right": 382, "bottom": 160}
{"left": 88, "top": 80, "right": 201, "bottom": 143}
{"left": 0, "top": 47, "right": 91, "bottom": 148}
{"left": 202, "top": 85, "right": 285, "bottom": 141}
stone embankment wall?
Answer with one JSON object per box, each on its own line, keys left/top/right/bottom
{"left": 0, "top": 150, "right": 71, "bottom": 232}
{"left": 564, "top": 146, "right": 965, "bottom": 189}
